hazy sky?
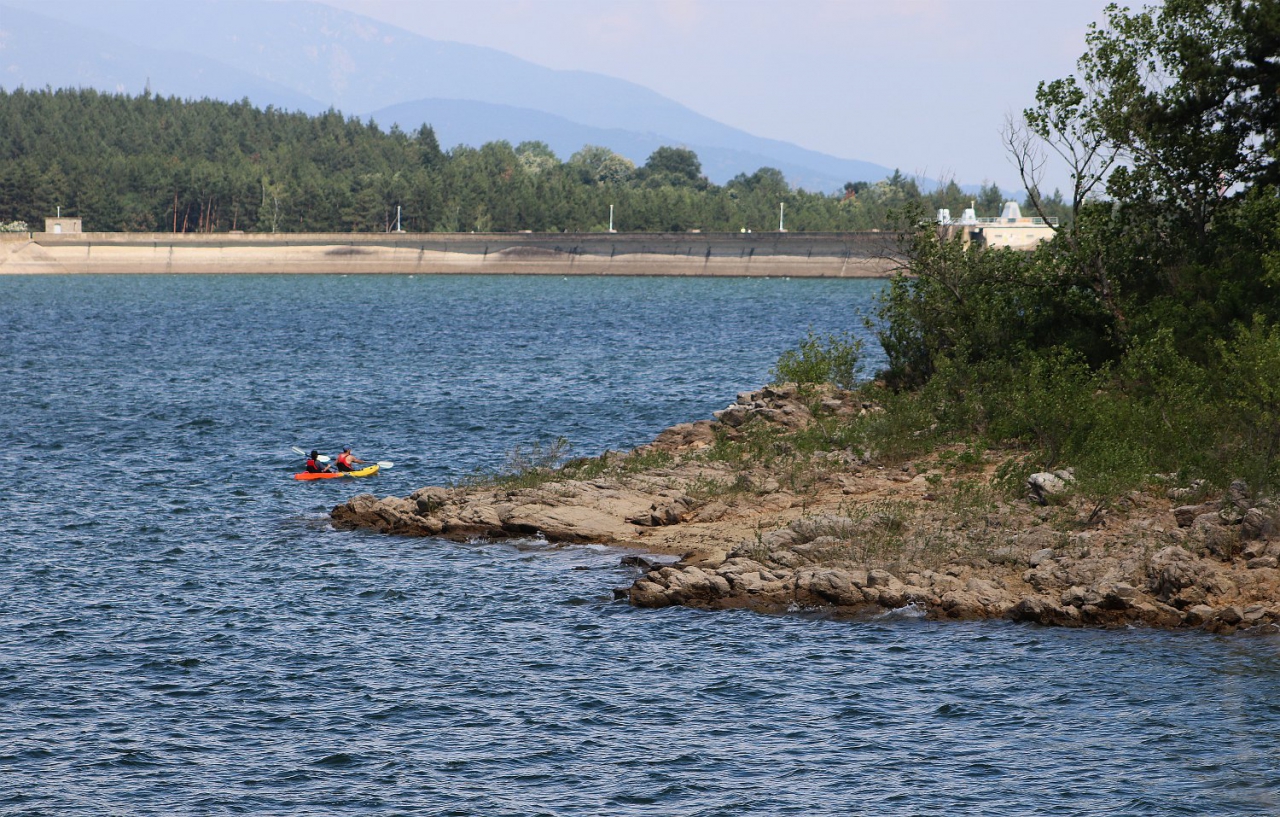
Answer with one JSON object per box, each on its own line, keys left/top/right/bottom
{"left": 323, "top": 0, "right": 1118, "bottom": 193}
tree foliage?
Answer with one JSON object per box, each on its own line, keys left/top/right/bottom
{"left": 872, "top": 0, "right": 1280, "bottom": 493}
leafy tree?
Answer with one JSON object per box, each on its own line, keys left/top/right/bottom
{"left": 516, "top": 141, "right": 559, "bottom": 176}
{"left": 871, "top": 0, "right": 1280, "bottom": 493}
{"left": 638, "top": 146, "right": 706, "bottom": 189}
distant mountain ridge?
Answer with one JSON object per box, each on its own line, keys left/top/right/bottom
{"left": 0, "top": 0, "right": 912, "bottom": 192}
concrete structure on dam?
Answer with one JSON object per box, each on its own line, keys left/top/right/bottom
{"left": 0, "top": 231, "right": 900, "bottom": 277}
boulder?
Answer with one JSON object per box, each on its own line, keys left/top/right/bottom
{"left": 1242, "top": 604, "right": 1270, "bottom": 624}
{"left": 1147, "top": 546, "right": 1201, "bottom": 601}
{"left": 1241, "top": 507, "right": 1275, "bottom": 541}
{"left": 651, "top": 420, "right": 717, "bottom": 451}
{"left": 1191, "top": 514, "right": 1239, "bottom": 559}
{"left": 795, "top": 569, "right": 864, "bottom": 607}
{"left": 1216, "top": 605, "right": 1244, "bottom": 625}
{"left": 1027, "top": 470, "right": 1074, "bottom": 505}
{"left": 458, "top": 503, "right": 502, "bottom": 528}
{"left": 964, "top": 578, "right": 1012, "bottom": 610}
{"left": 1018, "top": 528, "right": 1061, "bottom": 551}
{"left": 1025, "top": 563, "right": 1069, "bottom": 593}
{"left": 1007, "top": 595, "right": 1077, "bottom": 626}
{"left": 1131, "top": 601, "right": 1182, "bottom": 628}
{"left": 629, "top": 580, "right": 672, "bottom": 608}
{"left": 1183, "top": 605, "right": 1217, "bottom": 626}
{"left": 411, "top": 486, "right": 450, "bottom": 514}
{"left": 1028, "top": 548, "right": 1056, "bottom": 568}
{"left": 768, "top": 549, "right": 805, "bottom": 568}
{"left": 940, "top": 590, "right": 992, "bottom": 620}
{"left": 416, "top": 516, "right": 445, "bottom": 535}
{"left": 1097, "top": 582, "right": 1140, "bottom": 611}
{"left": 503, "top": 504, "right": 638, "bottom": 543}
{"left": 1172, "top": 585, "right": 1207, "bottom": 609}
{"left": 712, "top": 405, "right": 749, "bottom": 428}
{"left": 1061, "top": 585, "right": 1088, "bottom": 607}
{"left": 1174, "top": 502, "right": 1217, "bottom": 528}
{"left": 663, "top": 566, "right": 723, "bottom": 605}
{"left": 758, "top": 492, "right": 795, "bottom": 512}
{"left": 867, "top": 569, "right": 902, "bottom": 590}
{"left": 760, "top": 528, "right": 800, "bottom": 549}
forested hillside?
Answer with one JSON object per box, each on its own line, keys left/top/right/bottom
{"left": 0, "top": 88, "right": 1044, "bottom": 234}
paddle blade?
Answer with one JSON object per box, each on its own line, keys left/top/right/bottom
{"left": 377, "top": 461, "right": 394, "bottom": 469}
{"left": 291, "top": 446, "right": 307, "bottom": 456}
{"left": 316, "top": 455, "right": 331, "bottom": 463}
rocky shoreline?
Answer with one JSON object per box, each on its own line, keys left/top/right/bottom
{"left": 331, "top": 385, "right": 1280, "bottom": 634}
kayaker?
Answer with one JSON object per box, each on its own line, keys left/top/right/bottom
{"left": 334, "top": 447, "right": 365, "bottom": 472}
{"left": 305, "top": 450, "right": 332, "bottom": 473}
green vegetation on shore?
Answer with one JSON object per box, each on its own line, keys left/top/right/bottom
{"left": 0, "top": 89, "right": 1053, "bottom": 234}
{"left": 810, "top": 0, "right": 1280, "bottom": 501}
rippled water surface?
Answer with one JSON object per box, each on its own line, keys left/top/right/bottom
{"left": 3, "top": 274, "right": 1279, "bottom": 815}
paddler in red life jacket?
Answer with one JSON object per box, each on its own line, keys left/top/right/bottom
{"left": 334, "top": 447, "right": 365, "bottom": 472}
{"left": 305, "top": 450, "right": 333, "bottom": 473}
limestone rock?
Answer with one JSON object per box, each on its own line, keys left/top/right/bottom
{"left": 629, "top": 580, "right": 672, "bottom": 608}
{"left": 410, "top": 486, "right": 450, "bottom": 515}
{"left": 1028, "top": 548, "right": 1056, "bottom": 568}
{"left": 1191, "top": 514, "right": 1239, "bottom": 559}
{"left": 1183, "top": 605, "right": 1216, "bottom": 625}
{"left": 1007, "top": 595, "right": 1078, "bottom": 627}
{"left": 1174, "top": 502, "right": 1217, "bottom": 528}
{"left": 795, "top": 569, "right": 865, "bottom": 607}
{"left": 1242, "top": 507, "right": 1275, "bottom": 541}
{"left": 1216, "top": 605, "right": 1244, "bottom": 625}
{"left": 504, "top": 503, "right": 638, "bottom": 543}
{"left": 1027, "top": 470, "right": 1074, "bottom": 505}
{"left": 940, "top": 590, "right": 991, "bottom": 620}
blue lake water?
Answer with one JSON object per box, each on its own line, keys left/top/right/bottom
{"left": 2, "top": 273, "right": 1278, "bottom": 815}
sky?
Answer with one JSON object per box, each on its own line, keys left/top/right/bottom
{"left": 322, "top": 0, "right": 1120, "bottom": 193}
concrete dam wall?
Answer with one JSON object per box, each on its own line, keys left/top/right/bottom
{"left": 0, "top": 231, "right": 900, "bottom": 277}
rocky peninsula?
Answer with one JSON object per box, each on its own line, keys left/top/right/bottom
{"left": 331, "top": 385, "right": 1280, "bottom": 634}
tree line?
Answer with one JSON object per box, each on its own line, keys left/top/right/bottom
{"left": 0, "top": 87, "right": 1058, "bottom": 234}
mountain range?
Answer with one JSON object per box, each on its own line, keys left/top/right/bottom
{"left": 0, "top": 0, "right": 912, "bottom": 192}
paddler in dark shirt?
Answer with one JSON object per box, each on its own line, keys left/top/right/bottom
{"left": 305, "top": 450, "right": 333, "bottom": 473}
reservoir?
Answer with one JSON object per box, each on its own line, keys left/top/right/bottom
{"left": 2, "top": 274, "right": 1277, "bottom": 815}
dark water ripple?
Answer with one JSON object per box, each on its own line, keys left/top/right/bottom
{"left": 2, "top": 274, "right": 1279, "bottom": 815}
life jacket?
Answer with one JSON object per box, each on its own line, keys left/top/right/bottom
{"left": 337, "top": 452, "right": 354, "bottom": 469}
{"left": 305, "top": 458, "right": 323, "bottom": 473}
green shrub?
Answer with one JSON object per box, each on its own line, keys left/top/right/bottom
{"left": 771, "top": 330, "right": 863, "bottom": 390}
{"left": 984, "top": 348, "right": 1101, "bottom": 470}
{"left": 1216, "top": 317, "right": 1280, "bottom": 492}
